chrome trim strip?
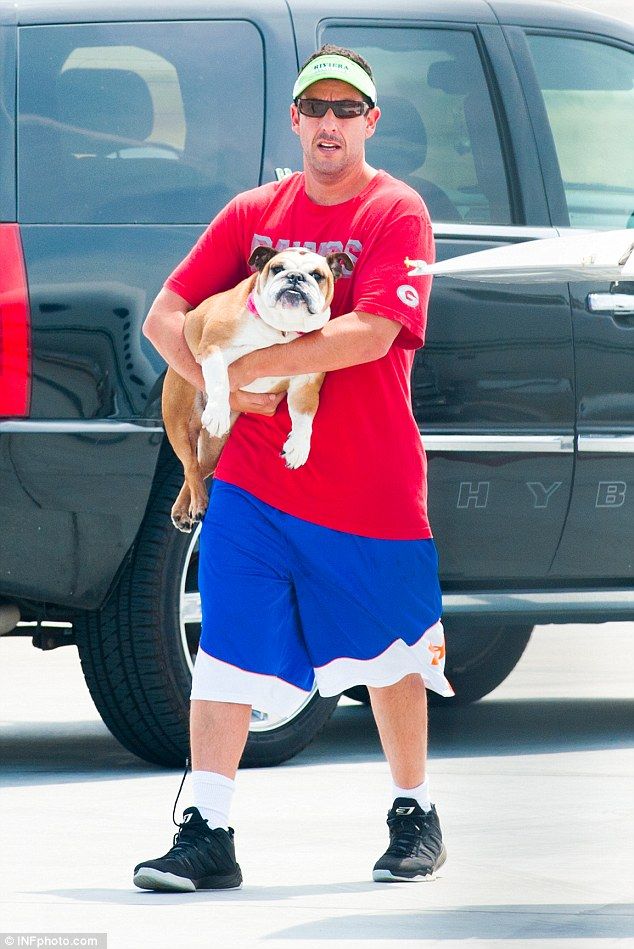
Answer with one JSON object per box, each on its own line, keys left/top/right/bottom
{"left": 578, "top": 434, "right": 634, "bottom": 454}
{"left": 5, "top": 427, "right": 629, "bottom": 454}
{"left": 433, "top": 224, "right": 556, "bottom": 241}
{"left": 0, "top": 420, "right": 163, "bottom": 434}
{"left": 443, "top": 590, "right": 634, "bottom": 613}
{"left": 421, "top": 434, "right": 574, "bottom": 453}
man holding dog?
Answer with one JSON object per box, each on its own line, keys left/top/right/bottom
{"left": 136, "top": 44, "right": 452, "bottom": 892}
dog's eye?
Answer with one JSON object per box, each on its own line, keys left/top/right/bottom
{"left": 271, "top": 265, "right": 284, "bottom": 275}
{"left": 310, "top": 271, "right": 324, "bottom": 282}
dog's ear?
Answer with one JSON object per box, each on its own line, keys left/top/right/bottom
{"left": 326, "top": 252, "right": 354, "bottom": 280}
{"left": 249, "top": 246, "right": 279, "bottom": 271}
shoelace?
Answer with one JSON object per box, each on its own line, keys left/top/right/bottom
{"left": 171, "top": 817, "right": 210, "bottom": 852}
{"left": 169, "top": 755, "right": 220, "bottom": 854}
{"left": 172, "top": 755, "right": 191, "bottom": 828}
{"left": 387, "top": 814, "right": 436, "bottom": 857}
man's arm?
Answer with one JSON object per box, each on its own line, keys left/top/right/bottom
{"left": 143, "top": 288, "right": 284, "bottom": 416}
{"left": 228, "top": 311, "right": 401, "bottom": 390}
{"left": 143, "top": 287, "right": 203, "bottom": 390}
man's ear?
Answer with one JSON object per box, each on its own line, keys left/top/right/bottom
{"left": 290, "top": 102, "right": 300, "bottom": 136}
{"left": 249, "top": 246, "right": 279, "bottom": 271}
{"left": 326, "top": 252, "right": 354, "bottom": 280}
{"left": 365, "top": 105, "right": 381, "bottom": 140}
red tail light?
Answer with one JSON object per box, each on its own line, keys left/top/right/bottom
{"left": 0, "top": 223, "right": 31, "bottom": 417}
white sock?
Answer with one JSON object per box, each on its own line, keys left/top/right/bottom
{"left": 392, "top": 777, "right": 432, "bottom": 813}
{"left": 191, "top": 770, "right": 235, "bottom": 830}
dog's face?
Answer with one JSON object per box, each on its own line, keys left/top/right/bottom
{"left": 249, "top": 246, "right": 353, "bottom": 333}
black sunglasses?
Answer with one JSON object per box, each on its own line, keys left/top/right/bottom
{"left": 296, "top": 98, "right": 370, "bottom": 119}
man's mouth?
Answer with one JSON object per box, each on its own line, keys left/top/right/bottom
{"left": 316, "top": 139, "right": 342, "bottom": 153}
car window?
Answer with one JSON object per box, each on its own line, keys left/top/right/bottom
{"left": 526, "top": 35, "right": 634, "bottom": 230}
{"left": 17, "top": 22, "right": 264, "bottom": 223}
{"left": 323, "top": 25, "right": 512, "bottom": 225}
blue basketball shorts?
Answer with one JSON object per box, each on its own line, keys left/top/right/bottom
{"left": 191, "top": 479, "right": 454, "bottom": 716}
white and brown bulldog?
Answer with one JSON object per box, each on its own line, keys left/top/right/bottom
{"left": 162, "top": 245, "right": 352, "bottom": 532}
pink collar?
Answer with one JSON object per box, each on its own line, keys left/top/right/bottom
{"left": 246, "top": 292, "right": 259, "bottom": 316}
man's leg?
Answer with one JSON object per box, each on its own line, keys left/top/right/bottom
{"left": 368, "top": 672, "right": 427, "bottom": 789}
{"left": 187, "top": 699, "right": 251, "bottom": 832}
{"left": 132, "top": 700, "right": 248, "bottom": 892}
{"left": 369, "top": 672, "right": 446, "bottom": 882}
{"left": 286, "top": 517, "right": 451, "bottom": 882}
{"left": 134, "top": 481, "right": 313, "bottom": 892}
{"left": 190, "top": 698, "right": 251, "bottom": 777}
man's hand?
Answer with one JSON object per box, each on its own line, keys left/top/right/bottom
{"left": 227, "top": 312, "right": 399, "bottom": 383}
{"left": 228, "top": 350, "right": 272, "bottom": 392}
{"left": 229, "top": 389, "right": 285, "bottom": 417}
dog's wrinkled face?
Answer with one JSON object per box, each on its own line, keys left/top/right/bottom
{"left": 249, "top": 246, "right": 353, "bottom": 333}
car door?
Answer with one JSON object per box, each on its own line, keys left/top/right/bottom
{"left": 292, "top": 7, "right": 576, "bottom": 586}
{"left": 10, "top": 4, "right": 298, "bottom": 605}
{"left": 505, "top": 22, "right": 634, "bottom": 582}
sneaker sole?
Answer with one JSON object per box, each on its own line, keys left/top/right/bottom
{"left": 372, "top": 846, "right": 447, "bottom": 883}
{"left": 133, "top": 867, "right": 242, "bottom": 892}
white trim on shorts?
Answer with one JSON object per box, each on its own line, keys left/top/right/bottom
{"left": 190, "top": 621, "right": 454, "bottom": 717}
{"left": 190, "top": 648, "right": 312, "bottom": 717}
{"left": 315, "top": 620, "right": 454, "bottom": 698}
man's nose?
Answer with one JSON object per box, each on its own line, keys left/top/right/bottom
{"left": 318, "top": 108, "right": 339, "bottom": 128}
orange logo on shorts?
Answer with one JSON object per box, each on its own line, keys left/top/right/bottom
{"left": 428, "top": 643, "right": 445, "bottom": 666}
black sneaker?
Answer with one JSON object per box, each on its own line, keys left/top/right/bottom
{"left": 373, "top": 798, "right": 447, "bottom": 882}
{"left": 133, "top": 807, "right": 243, "bottom": 892}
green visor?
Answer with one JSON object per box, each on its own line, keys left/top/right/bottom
{"left": 293, "top": 55, "right": 377, "bottom": 105}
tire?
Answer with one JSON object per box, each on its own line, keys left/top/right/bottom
{"left": 343, "top": 685, "right": 371, "bottom": 704}
{"left": 343, "top": 620, "right": 533, "bottom": 708}
{"left": 430, "top": 619, "right": 533, "bottom": 707}
{"left": 74, "top": 447, "right": 339, "bottom": 768}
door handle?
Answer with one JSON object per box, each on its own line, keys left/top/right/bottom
{"left": 587, "top": 292, "right": 634, "bottom": 315}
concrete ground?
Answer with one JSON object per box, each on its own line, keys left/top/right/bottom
{"left": 1, "top": 622, "right": 633, "bottom": 949}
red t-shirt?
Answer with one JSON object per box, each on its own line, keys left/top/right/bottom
{"left": 165, "top": 170, "right": 434, "bottom": 539}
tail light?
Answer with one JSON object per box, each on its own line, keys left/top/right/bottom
{"left": 0, "top": 223, "right": 31, "bottom": 416}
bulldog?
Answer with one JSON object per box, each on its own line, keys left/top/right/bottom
{"left": 162, "top": 245, "right": 353, "bottom": 532}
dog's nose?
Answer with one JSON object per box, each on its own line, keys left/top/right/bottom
{"left": 286, "top": 272, "right": 303, "bottom": 285}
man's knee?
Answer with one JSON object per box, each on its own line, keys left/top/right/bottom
{"left": 368, "top": 672, "right": 425, "bottom": 697}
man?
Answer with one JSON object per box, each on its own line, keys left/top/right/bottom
{"left": 134, "top": 44, "right": 453, "bottom": 893}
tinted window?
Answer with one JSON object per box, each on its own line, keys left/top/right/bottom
{"left": 527, "top": 35, "right": 634, "bottom": 229}
{"left": 18, "top": 22, "right": 264, "bottom": 223}
{"left": 324, "top": 26, "right": 512, "bottom": 224}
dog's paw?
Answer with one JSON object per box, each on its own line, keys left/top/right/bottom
{"left": 281, "top": 432, "right": 311, "bottom": 469}
{"left": 201, "top": 401, "right": 231, "bottom": 438}
{"left": 171, "top": 506, "right": 207, "bottom": 532}
{"left": 171, "top": 511, "right": 194, "bottom": 533}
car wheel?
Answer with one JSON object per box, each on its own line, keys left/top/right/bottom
{"left": 343, "top": 620, "right": 533, "bottom": 707}
{"left": 74, "top": 449, "right": 339, "bottom": 768}
{"left": 428, "top": 619, "right": 533, "bottom": 706}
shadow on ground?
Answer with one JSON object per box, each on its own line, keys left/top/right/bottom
{"left": 292, "top": 696, "right": 634, "bottom": 766}
{"left": 32, "top": 885, "right": 634, "bottom": 941}
{"left": 1, "top": 695, "right": 632, "bottom": 786}
{"left": 262, "top": 902, "right": 634, "bottom": 941}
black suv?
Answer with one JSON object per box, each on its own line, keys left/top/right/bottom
{"left": 1, "top": 0, "right": 632, "bottom": 767}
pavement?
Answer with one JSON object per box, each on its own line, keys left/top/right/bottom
{"left": 1, "top": 622, "right": 633, "bottom": 949}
